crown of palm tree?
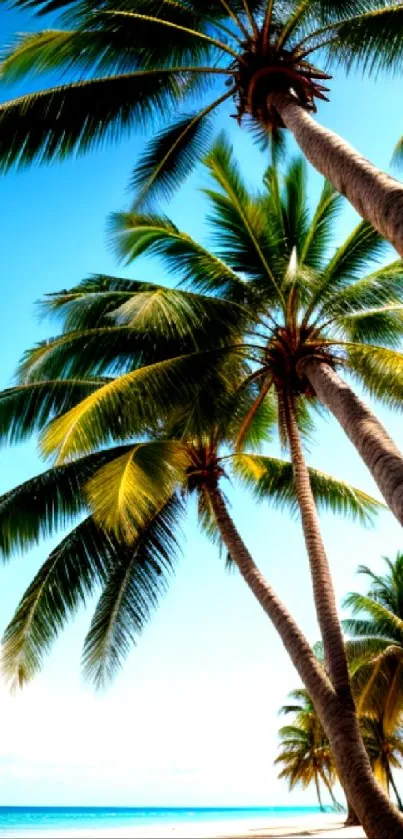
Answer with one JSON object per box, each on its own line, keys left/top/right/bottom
{"left": 1, "top": 1, "right": 403, "bottom": 204}
{"left": 28, "top": 136, "right": 403, "bottom": 462}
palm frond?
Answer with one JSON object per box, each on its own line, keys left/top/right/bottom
{"left": 40, "top": 275, "right": 160, "bottom": 331}
{"left": 1, "top": 517, "right": 111, "bottom": 688}
{"left": 343, "top": 592, "right": 403, "bottom": 640}
{"left": 282, "top": 157, "right": 310, "bottom": 259}
{"left": 321, "top": 261, "right": 403, "bottom": 319}
{"left": 110, "top": 285, "right": 248, "bottom": 344}
{"left": 341, "top": 305, "right": 403, "bottom": 347}
{"left": 0, "top": 446, "right": 131, "bottom": 559}
{"left": 110, "top": 211, "right": 250, "bottom": 303}
{"left": 300, "top": 179, "right": 342, "bottom": 270}
{"left": 306, "top": 220, "right": 387, "bottom": 322}
{"left": 203, "top": 134, "right": 281, "bottom": 295}
{"left": 347, "top": 343, "right": 403, "bottom": 410}
{"left": 130, "top": 104, "right": 224, "bottom": 208}
{"left": 41, "top": 348, "right": 240, "bottom": 461}
{"left": 232, "top": 453, "right": 381, "bottom": 523}
{"left": 0, "top": 70, "right": 185, "bottom": 169}
{"left": 82, "top": 495, "right": 183, "bottom": 688}
{"left": 85, "top": 441, "right": 187, "bottom": 542}
{"left": 0, "top": 378, "right": 106, "bottom": 445}
{"left": 325, "top": 5, "right": 403, "bottom": 78}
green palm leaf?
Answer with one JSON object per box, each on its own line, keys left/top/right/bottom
{"left": 300, "top": 179, "right": 342, "bottom": 270}
{"left": 0, "top": 446, "right": 133, "bottom": 559}
{"left": 40, "top": 348, "right": 240, "bottom": 461}
{"left": 130, "top": 106, "right": 224, "bottom": 208}
{"left": 232, "top": 453, "right": 381, "bottom": 523}
{"left": 203, "top": 135, "right": 281, "bottom": 294}
{"left": 20, "top": 290, "right": 246, "bottom": 381}
{"left": 110, "top": 211, "right": 250, "bottom": 302}
{"left": 0, "top": 70, "right": 183, "bottom": 169}
{"left": 343, "top": 593, "right": 403, "bottom": 641}
{"left": 322, "top": 262, "right": 403, "bottom": 319}
{"left": 82, "top": 495, "right": 183, "bottom": 688}
{"left": 347, "top": 343, "right": 403, "bottom": 410}
{"left": 325, "top": 5, "right": 403, "bottom": 77}
{"left": 306, "top": 220, "right": 387, "bottom": 322}
{"left": 40, "top": 275, "right": 161, "bottom": 331}
{"left": 1, "top": 517, "right": 112, "bottom": 687}
{"left": 0, "top": 378, "right": 106, "bottom": 444}
{"left": 340, "top": 305, "right": 403, "bottom": 347}
{"left": 86, "top": 441, "right": 188, "bottom": 542}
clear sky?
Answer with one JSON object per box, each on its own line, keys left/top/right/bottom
{"left": 1, "top": 3, "right": 403, "bottom": 810}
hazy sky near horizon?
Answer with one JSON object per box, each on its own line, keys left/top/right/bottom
{"left": 1, "top": 3, "right": 403, "bottom": 810}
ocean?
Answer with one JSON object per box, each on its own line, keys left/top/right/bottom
{"left": 0, "top": 806, "right": 326, "bottom": 835}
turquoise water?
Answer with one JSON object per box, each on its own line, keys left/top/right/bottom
{"left": 0, "top": 807, "right": 326, "bottom": 834}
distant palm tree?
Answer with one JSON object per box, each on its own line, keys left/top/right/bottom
{"left": 276, "top": 689, "right": 339, "bottom": 812}
{"left": 360, "top": 716, "right": 403, "bottom": 809}
{"left": 276, "top": 688, "right": 403, "bottom": 819}
{"left": 344, "top": 554, "right": 403, "bottom": 811}
{"left": 2, "top": 2, "right": 403, "bottom": 253}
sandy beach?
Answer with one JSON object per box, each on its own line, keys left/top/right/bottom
{"left": 0, "top": 814, "right": 365, "bottom": 839}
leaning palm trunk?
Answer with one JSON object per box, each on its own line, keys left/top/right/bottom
{"left": 303, "top": 359, "right": 403, "bottom": 526}
{"left": 284, "top": 397, "right": 352, "bottom": 698}
{"left": 208, "top": 486, "right": 403, "bottom": 837}
{"left": 270, "top": 93, "right": 403, "bottom": 259}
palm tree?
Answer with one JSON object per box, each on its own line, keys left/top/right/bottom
{"left": 276, "top": 688, "right": 403, "bottom": 820}
{"left": 98, "top": 140, "right": 403, "bottom": 732}
{"left": 107, "top": 140, "right": 403, "bottom": 531}
{"left": 344, "top": 554, "right": 403, "bottom": 811}
{"left": 360, "top": 716, "right": 403, "bottom": 809}
{"left": 276, "top": 689, "right": 339, "bottom": 812}
{"left": 1, "top": 254, "right": 402, "bottom": 830}
{"left": 2, "top": 2, "right": 403, "bottom": 253}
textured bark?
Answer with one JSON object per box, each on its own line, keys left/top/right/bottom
{"left": 304, "top": 359, "right": 403, "bottom": 526}
{"left": 271, "top": 92, "right": 403, "bottom": 259}
{"left": 208, "top": 487, "right": 403, "bottom": 837}
{"left": 285, "top": 399, "right": 352, "bottom": 698}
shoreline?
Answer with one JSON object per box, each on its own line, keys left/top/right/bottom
{"left": 0, "top": 814, "right": 365, "bottom": 838}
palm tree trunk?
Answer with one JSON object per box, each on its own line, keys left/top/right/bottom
{"left": 387, "top": 764, "right": 403, "bottom": 811}
{"left": 208, "top": 486, "right": 403, "bottom": 838}
{"left": 320, "top": 772, "right": 343, "bottom": 813}
{"left": 345, "top": 801, "right": 361, "bottom": 827}
{"left": 284, "top": 397, "right": 352, "bottom": 699}
{"left": 270, "top": 93, "right": 403, "bottom": 258}
{"left": 314, "top": 774, "right": 325, "bottom": 812}
{"left": 303, "top": 358, "right": 403, "bottom": 525}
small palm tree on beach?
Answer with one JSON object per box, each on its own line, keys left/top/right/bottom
{"left": 2, "top": 1, "right": 403, "bottom": 253}
{"left": 344, "top": 554, "right": 403, "bottom": 810}
{"left": 276, "top": 688, "right": 339, "bottom": 812}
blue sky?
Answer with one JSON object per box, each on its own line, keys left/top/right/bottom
{"left": 1, "top": 3, "right": 403, "bottom": 809}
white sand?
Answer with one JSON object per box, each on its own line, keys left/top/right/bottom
{"left": 0, "top": 814, "right": 365, "bottom": 839}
